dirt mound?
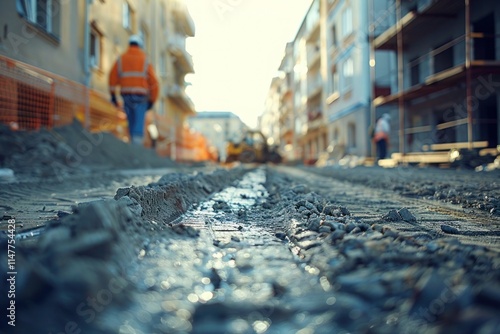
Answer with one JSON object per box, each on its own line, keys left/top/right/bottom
{"left": 0, "top": 119, "right": 176, "bottom": 179}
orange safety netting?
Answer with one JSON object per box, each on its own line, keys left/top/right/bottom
{"left": 0, "top": 55, "right": 127, "bottom": 137}
{"left": 1, "top": 54, "right": 215, "bottom": 162}
{"left": 144, "top": 112, "right": 218, "bottom": 162}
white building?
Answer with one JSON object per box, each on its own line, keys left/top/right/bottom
{"left": 187, "top": 111, "right": 246, "bottom": 162}
{"left": 324, "top": 0, "right": 372, "bottom": 158}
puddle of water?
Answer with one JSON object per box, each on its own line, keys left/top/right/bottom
{"left": 15, "top": 226, "right": 46, "bottom": 239}
{"left": 179, "top": 168, "right": 277, "bottom": 245}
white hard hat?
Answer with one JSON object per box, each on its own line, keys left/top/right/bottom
{"left": 129, "top": 34, "right": 143, "bottom": 47}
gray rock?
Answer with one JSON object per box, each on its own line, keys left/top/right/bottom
{"left": 398, "top": 207, "right": 416, "bottom": 222}
{"left": 339, "top": 206, "right": 350, "bottom": 216}
{"left": 441, "top": 224, "right": 459, "bottom": 234}
{"left": 275, "top": 232, "right": 287, "bottom": 240}
{"left": 318, "top": 225, "right": 332, "bottom": 233}
{"left": 328, "top": 230, "right": 345, "bottom": 243}
{"left": 383, "top": 209, "right": 402, "bottom": 222}
{"left": 345, "top": 221, "right": 356, "bottom": 233}
{"left": 292, "top": 185, "right": 309, "bottom": 194}
{"left": 307, "top": 217, "right": 322, "bottom": 231}
{"left": 426, "top": 241, "right": 440, "bottom": 253}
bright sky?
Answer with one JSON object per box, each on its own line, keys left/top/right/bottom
{"left": 185, "top": 0, "right": 313, "bottom": 128}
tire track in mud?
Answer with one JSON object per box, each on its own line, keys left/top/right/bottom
{"left": 275, "top": 166, "right": 500, "bottom": 251}
{"left": 100, "top": 166, "right": 500, "bottom": 334}
{"left": 114, "top": 168, "right": 344, "bottom": 334}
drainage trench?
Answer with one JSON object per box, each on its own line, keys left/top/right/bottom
{"left": 109, "top": 168, "right": 339, "bottom": 334}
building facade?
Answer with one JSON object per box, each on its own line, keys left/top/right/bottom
{"left": 267, "top": 0, "right": 377, "bottom": 163}
{"left": 276, "top": 42, "right": 297, "bottom": 161}
{"left": 265, "top": 0, "right": 499, "bottom": 164}
{"left": 372, "top": 0, "right": 500, "bottom": 155}
{"left": 0, "top": 0, "right": 196, "bottom": 156}
{"left": 260, "top": 76, "right": 282, "bottom": 152}
{"left": 324, "top": 0, "right": 372, "bottom": 158}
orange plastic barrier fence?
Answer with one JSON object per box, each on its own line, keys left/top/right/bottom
{"left": 144, "top": 112, "right": 218, "bottom": 162}
{"left": 0, "top": 54, "right": 215, "bottom": 162}
{"left": 0, "top": 55, "right": 127, "bottom": 137}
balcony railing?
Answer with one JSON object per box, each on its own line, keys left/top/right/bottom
{"left": 166, "top": 83, "right": 195, "bottom": 113}
{"left": 168, "top": 34, "right": 194, "bottom": 73}
{"left": 307, "top": 73, "right": 323, "bottom": 97}
{"left": 408, "top": 33, "right": 499, "bottom": 88}
{"left": 374, "top": 33, "right": 500, "bottom": 100}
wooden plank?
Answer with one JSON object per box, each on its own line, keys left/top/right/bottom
{"left": 391, "top": 152, "right": 450, "bottom": 164}
{"left": 479, "top": 148, "right": 499, "bottom": 156}
{"left": 429, "top": 141, "right": 488, "bottom": 151}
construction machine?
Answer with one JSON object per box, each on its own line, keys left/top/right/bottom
{"left": 226, "top": 130, "right": 282, "bottom": 164}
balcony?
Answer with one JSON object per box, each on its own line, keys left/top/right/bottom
{"left": 307, "top": 73, "right": 323, "bottom": 98}
{"left": 168, "top": 34, "right": 194, "bottom": 73}
{"left": 307, "top": 44, "right": 321, "bottom": 70}
{"left": 173, "top": 1, "right": 195, "bottom": 37}
{"left": 374, "top": 33, "right": 500, "bottom": 107}
{"left": 373, "top": 0, "right": 464, "bottom": 50}
{"left": 306, "top": 21, "right": 320, "bottom": 42}
{"left": 166, "top": 83, "right": 195, "bottom": 115}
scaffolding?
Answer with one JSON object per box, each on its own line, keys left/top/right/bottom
{"left": 369, "top": 0, "right": 500, "bottom": 163}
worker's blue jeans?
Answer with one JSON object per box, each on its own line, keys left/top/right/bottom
{"left": 376, "top": 139, "right": 388, "bottom": 160}
{"left": 122, "top": 94, "right": 148, "bottom": 144}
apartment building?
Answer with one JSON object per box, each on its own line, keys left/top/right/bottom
{"left": 269, "top": 0, "right": 378, "bottom": 163}
{"left": 290, "top": 3, "right": 314, "bottom": 162}
{"left": 276, "top": 42, "right": 296, "bottom": 161}
{"left": 261, "top": 76, "right": 281, "bottom": 151}
{"left": 324, "top": 0, "right": 372, "bottom": 158}
{"left": 372, "top": 0, "right": 500, "bottom": 155}
{"left": 0, "top": 0, "right": 195, "bottom": 147}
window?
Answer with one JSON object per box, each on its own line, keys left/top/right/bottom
{"left": 331, "top": 24, "right": 338, "bottom": 47}
{"left": 16, "top": 0, "right": 60, "bottom": 37}
{"left": 341, "top": 3, "right": 353, "bottom": 38}
{"left": 329, "top": 65, "right": 339, "bottom": 94}
{"left": 342, "top": 57, "right": 354, "bottom": 91}
{"left": 89, "top": 28, "right": 101, "bottom": 69}
{"left": 347, "top": 123, "right": 356, "bottom": 148}
{"left": 123, "top": 2, "right": 134, "bottom": 31}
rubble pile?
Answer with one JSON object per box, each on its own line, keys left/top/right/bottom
{"left": 0, "top": 120, "right": 175, "bottom": 179}
{"left": 0, "top": 167, "right": 247, "bottom": 333}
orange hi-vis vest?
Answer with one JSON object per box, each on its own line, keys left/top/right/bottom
{"left": 109, "top": 46, "right": 159, "bottom": 102}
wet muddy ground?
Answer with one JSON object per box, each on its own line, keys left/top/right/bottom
{"left": 1, "top": 164, "right": 500, "bottom": 333}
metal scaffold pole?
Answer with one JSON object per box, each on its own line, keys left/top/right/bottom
{"left": 396, "top": 0, "right": 405, "bottom": 155}
{"left": 465, "top": 0, "right": 473, "bottom": 149}
{"left": 83, "top": 0, "right": 94, "bottom": 130}
{"left": 368, "top": 0, "right": 376, "bottom": 159}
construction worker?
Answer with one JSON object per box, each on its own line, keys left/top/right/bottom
{"left": 109, "top": 35, "right": 159, "bottom": 145}
{"left": 373, "top": 113, "right": 391, "bottom": 161}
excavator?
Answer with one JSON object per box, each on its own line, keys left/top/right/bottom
{"left": 226, "top": 130, "right": 282, "bottom": 164}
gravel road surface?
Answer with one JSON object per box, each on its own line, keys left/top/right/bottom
{"left": 1, "top": 164, "right": 499, "bottom": 333}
